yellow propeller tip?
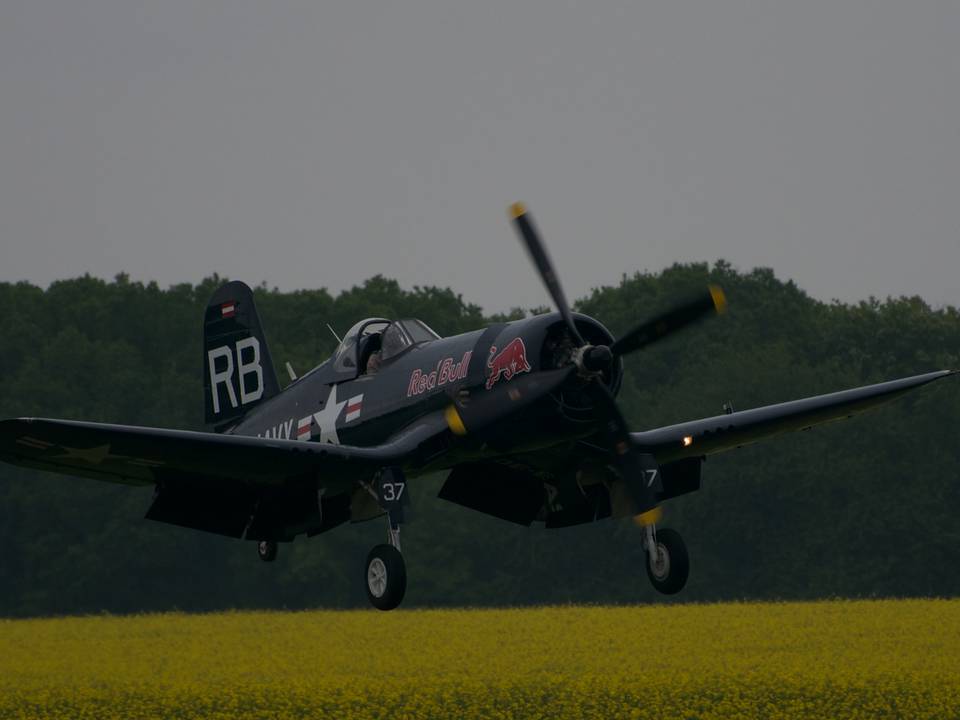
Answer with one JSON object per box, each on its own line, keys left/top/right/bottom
{"left": 444, "top": 405, "right": 467, "bottom": 436}
{"left": 509, "top": 202, "right": 527, "bottom": 219}
{"left": 709, "top": 285, "right": 727, "bottom": 315}
{"left": 633, "top": 506, "right": 663, "bottom": 527}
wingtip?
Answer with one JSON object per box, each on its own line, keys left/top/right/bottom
{"left": 901, "top": 369, "right": 959, "bottom": 389}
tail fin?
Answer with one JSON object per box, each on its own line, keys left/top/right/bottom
{"left": 203, "top": 281, "right": 280, "bottom": 430}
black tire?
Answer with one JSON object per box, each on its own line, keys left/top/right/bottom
{"left": 365, "top": 544, "right": 407, "bottom": 611}
{"left": 257, "top": 540, "right": 278, "bottom": 562}
{"left": 645, "top": 528, "right": 689, "bottom": 595}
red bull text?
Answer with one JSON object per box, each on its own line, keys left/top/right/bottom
{"left": 407, "top": 351, "right": 473, "bottom": 397}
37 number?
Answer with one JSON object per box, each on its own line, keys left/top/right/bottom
{"left": 382, "top": 482, "right": 405, "bottom": 502}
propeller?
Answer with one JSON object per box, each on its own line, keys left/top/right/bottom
{"left": 610, "top": 285, "right": 726, "bottom": 357}
{"left": 511, "top": 203, "right": 586, "bottom": 346}
{"left": 508, "top": 202, "right": 725, "bottom": 518}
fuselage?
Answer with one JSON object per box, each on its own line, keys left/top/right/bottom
{"left": 230, "top": 312, "right": 621, "bottom": 477}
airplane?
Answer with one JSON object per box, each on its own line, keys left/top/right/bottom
{"left": 0, "top": 204, "right": 954, "bottom": 610}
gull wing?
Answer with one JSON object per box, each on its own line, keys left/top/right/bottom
{"left": 631, "top": 370, "right": 956, "bottom": 464}
{"left": 0, "top": 415, "right": 446, "bottom": 489}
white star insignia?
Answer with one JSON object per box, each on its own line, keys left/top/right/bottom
{"left": 312, "top": 385, "right": 348, "bottom": 445}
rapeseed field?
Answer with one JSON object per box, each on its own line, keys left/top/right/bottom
{"left": 0, "top": 599, "right": 957, "bottom": 719}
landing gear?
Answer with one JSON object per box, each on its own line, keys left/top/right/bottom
{"left": 643, "top": 526, "right": 689, "bottom": 595}
{"left": 363, "top": 467, "right": 409, "bottom": 611}
{"left": 257, "top": 540, "right": 278, "bottom": 562}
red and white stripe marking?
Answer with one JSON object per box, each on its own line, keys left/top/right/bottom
{"left": 221, "top": 302, "right": 236, "bottom": 318}
{"left": 345, "top": 394, "right": 364, "bottom": 423}
{"left": 296, "top": 416, "right": 312, "bottom": 441}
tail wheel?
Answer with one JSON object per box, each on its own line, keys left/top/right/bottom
{"left": 365, "top": 544, "right": 406, "bottom": 611}
{"left": 645, "top": 528, "right": 689, "bottom": 595}
{"left": 258, "top": 540, "right": 278, "bottom": 562}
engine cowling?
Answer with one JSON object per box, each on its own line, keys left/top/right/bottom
{"left": 539, "top": 315, "right": 623, "bottom": 423}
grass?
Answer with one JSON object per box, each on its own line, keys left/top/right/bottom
{"left": 1, "top": 599, "right": 958, "bottom": 718}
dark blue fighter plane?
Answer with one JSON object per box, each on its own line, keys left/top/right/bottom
{"left": 0, "top": 205, "right": 954, "bottom": 609}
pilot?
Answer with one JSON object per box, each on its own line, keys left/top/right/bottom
{"left": 358, "top": 333, "right": 383, "bottom": 375}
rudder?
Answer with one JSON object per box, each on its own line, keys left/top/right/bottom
{"left": 203, "top": 281, "right": 280, "bottom": 430}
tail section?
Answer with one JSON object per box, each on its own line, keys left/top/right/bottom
{"left": 203, "top": 281, "right": 280, "bottom": 430}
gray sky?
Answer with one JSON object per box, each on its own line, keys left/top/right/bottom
{"left": 1, "top": 1, "right": 958, "bottom": 314}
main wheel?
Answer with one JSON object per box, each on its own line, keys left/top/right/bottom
{"left": 365, "top": 544, "right": 407, "bottom": 611}
{"left": 645, "top": 528, "right": 689, "bottom": 595}
{"left": 258, "top": 540, "right": 278, "bottom": 562}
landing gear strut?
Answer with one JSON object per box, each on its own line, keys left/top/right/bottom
{"left": 364, "top": 467, "right": 408, "bottom": 611}
{"left": 642, "top": 526, "right": 689, "bottom": 595}
{"left": 257, "top": 540, "right": 278, "bottom": 562}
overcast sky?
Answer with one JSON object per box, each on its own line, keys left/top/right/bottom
{"left": 1, "top": 1, "right": 958, "bottom": 314}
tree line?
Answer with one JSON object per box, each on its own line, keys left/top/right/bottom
{"left": 0, "top": 263, "right": 958, "bottom": 616}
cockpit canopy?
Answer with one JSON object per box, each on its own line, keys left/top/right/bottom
{"left": 332, "top": 317, "right": 440, "bottom": 379}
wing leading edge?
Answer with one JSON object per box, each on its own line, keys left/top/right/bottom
{"left": 632, "top": 369, "right": 956, "bottom": 464}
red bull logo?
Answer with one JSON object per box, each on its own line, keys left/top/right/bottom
{"left": 486, "top": 338, "right": 532, "bottom": 390}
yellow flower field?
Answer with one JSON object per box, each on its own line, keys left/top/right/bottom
{"left": 1, "top": 600, "right": 958, "bottom": 719}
